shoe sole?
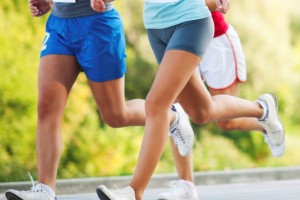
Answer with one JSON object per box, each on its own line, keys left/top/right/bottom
{"left": 96, "top": 187, "right": 113, "bottom": 200}
{"left": 5, "top": 192, "right": 23, "bottom": 200}
{"left": 267, "top": 94, "right": 285, "bottom": 145}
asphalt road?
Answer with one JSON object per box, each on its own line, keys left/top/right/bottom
{"left": 2, "top": 167, "right": 300, "bottom": 200}
{"left": 57, "top": 179, "right": 300, "bottom": 200}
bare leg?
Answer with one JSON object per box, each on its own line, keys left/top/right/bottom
{"left": 176, "top": 69, "right": 263, "bottom": 124}
{"left": 37, "top": 55, "right": 80, "bottom": 191}
{"left": 209, "top": 83, "right": 264, "bottom": 131}
{"left": 88, "top": 77, "right": 147, "bottom": 127}
{"left": 129, "top": 50, "right": 264, "bottom": 199}
{"left": 130, "top": 50, "right": 201, "bottom": 200}
{"left": 171, "top": 81, "right": 263, "bottom": 185}
{"left": 170, "top": 139, "right": 193, "bottom": 182}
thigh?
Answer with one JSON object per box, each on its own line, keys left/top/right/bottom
{"left": 167, "top": 18, "right": 214, "bottom": 58}
{"left": 147, "top": 29, "right": 168, "bottom": 64}
{"left": 147, "top": 17, "right": 214, "bottom": 64}
{"left": 176, "top": 69, "right": 213, "bottom": 117}
{"left": 38, "top": 16, "right": 81, "bottom": 110}
{"left": 147, "top": 18, "right": 214, "bottom": 109}
{"left": 41, "top": 15, "right": 75, "bottom": 58}
{"left": 38, "top": 55, "right": 81, "bottom": 107}
{"left": 147, "top": 50, "right": 201, "bottom": 110}
{"left": 88, "top": 77, "right": 126, "bottom": 116}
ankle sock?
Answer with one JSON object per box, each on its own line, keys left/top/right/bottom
{"left": 179, "top": 179, "right": 195, "bottom": 188}
{"left": 256, "top": 100, "right": 268, "bottom": 120}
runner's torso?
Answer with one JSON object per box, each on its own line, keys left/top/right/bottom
{"left": 143, "top": 0, "right": 211, "bottom": 29}
{"left": 51, "top": 0, "right": 113, "bottom": 18}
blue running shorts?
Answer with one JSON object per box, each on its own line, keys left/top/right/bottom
{"left": 147, "top": 17, "right": 214, "bottom": 64}
{"left": 41, "top": 9, "right": 126, "bottom": 82}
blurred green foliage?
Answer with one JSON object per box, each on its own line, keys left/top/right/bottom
{"left": 1, "top": 0, "right": 300, "bottom": 182}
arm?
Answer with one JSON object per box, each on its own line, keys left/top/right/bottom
{"left": 29, "top": 0, "right": 52, "bottom": 17}
{"left": 205, "top": 0, "right": 230, "bottom": 14}
{"left": 90, "top": 0, "right": 114, "bottom": 12}
{"left": 205, "top": 0, "right": 218, "bottom": 11}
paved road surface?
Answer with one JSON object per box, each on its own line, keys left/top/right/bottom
{"left": 57, "top": 179, "right": 300, "bottom": 200}
{"left": 2, "top": 167, "right": 300, "bottom": 200}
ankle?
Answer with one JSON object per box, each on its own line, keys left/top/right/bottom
{"left": 130, "top": 185, "right": 142, "bottom": 200}
{"left": 135, "top": 192, "right": 142, "bottom": 200}
{"left": 256, "top": 100, "right": 268, "bottom": 120}
{"left": 179, "top": 179, "right": 195, "bottom": 188}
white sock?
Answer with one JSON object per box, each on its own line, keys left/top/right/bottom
{"left": 256, "top": 100, "right": 268, "bottom": 120}
{"left": 179, "top": 179, "right": 195, "bottom": 188}
{"left": 38, "top": 183, "right": 56, "bottom": 197}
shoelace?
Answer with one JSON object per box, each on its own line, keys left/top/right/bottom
{"left": 26, "top": 172, "right": 43, "bottom": 193}
{"left": 17, "top": 172, "right": 57, "bottom": 200}
{"left": 171, "top": 128, "right": 186, "bottom": 146}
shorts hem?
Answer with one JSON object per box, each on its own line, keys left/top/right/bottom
{"left": 166, "top": 48, "right": 204, "bottom": 59}
{"left": 207, "top": 78, "right": 246, "bottom": 91}
{"left": 40, "top": 52, "right": 75, "bottom": 58}
{"left": 87, "top": 73, "right": 126, "bottom": 83}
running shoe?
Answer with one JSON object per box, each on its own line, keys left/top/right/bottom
{"left": 157, "top": 180, "right": 198, "bottom": 200}
{"left": 5, "top": 184, "right": 56, "bottom": 200}
{"left": 5, "top": 173, "right": 56, "bottom": 200}
{"left": 256, "top": 94, "right": 285, "bottom": 146}
{"left": 169, "top": 103, "right": 194, "bottom": 156}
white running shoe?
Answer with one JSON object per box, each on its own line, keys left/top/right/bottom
{"left": 169, "top": 103, "right": 194, "bottom": 156}
{"left": 96, "top": 185, "right": 136, "bottom": 200}
{"left": 256, "top": 94, "right": 285, "bottom": 146}
{"left": 157, "top": 180, "right": 198, "bottom": 200}
{"left": 262, "top": 132, "right": 285, "bottom": 157}
{"left": 5, "top": 173, "right": 56, "bottom": 200}
{"left": 5, "top": 184, "right": 56, "bottom": 200}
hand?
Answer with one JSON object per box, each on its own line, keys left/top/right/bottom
{"left": 29, "top": 0, "right": 52, "bottom": 17}
{"left": 215, "top": 0, "right": 230, "bottom": 14}
{"left": 90, "top": 0, "right": 106, "bottom": 12}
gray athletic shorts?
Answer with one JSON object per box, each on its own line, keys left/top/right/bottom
{"left": 147, "top": 17, "right": 214, "bottom": 64}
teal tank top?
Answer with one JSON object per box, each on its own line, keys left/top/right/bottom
{"left": 143, "top": 0, "right": 211, "bottom": 29}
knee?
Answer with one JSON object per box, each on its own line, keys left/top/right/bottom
{"left": 37, "top": 98, "right": 63, "bottom": 121}
{"left": 189, "top": 106, "right": 213, "bottom": 125}
{"left": 145, "top": 96, "right": 167, "bottom": 118}
{"left": 145, "top": 95, "right": 159, "bottom": 116}
{"left": 101, "top": 110, "right": 127, "bottom": 128}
